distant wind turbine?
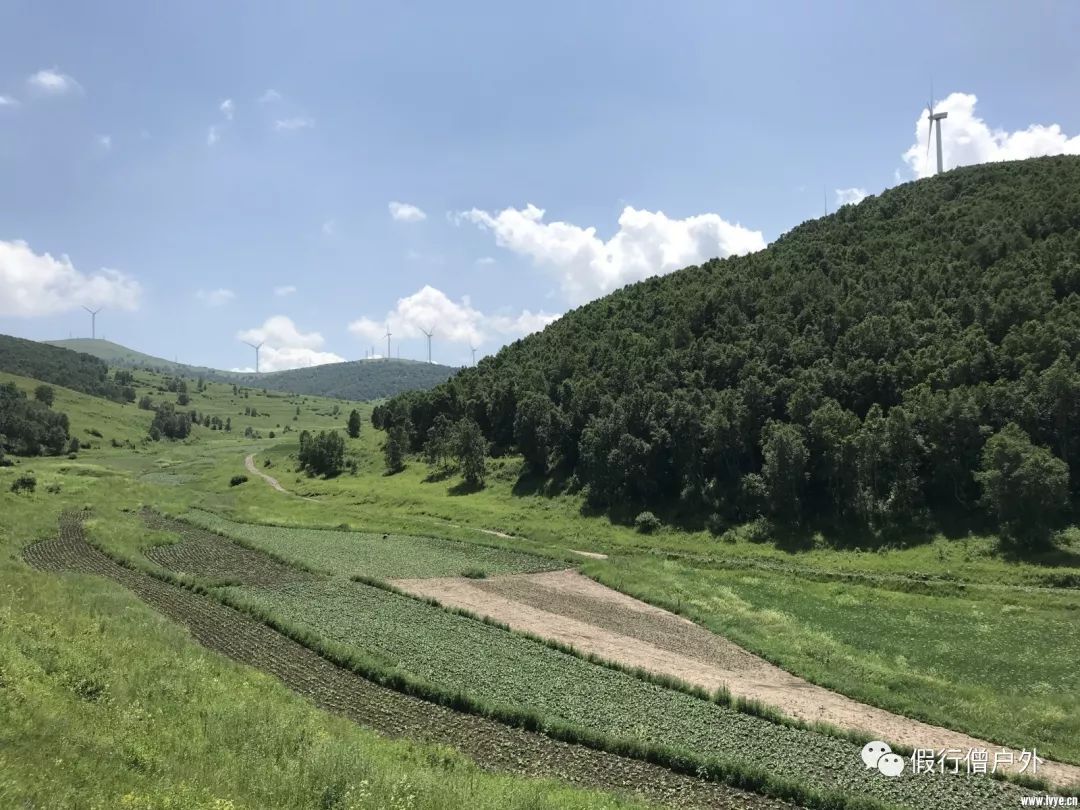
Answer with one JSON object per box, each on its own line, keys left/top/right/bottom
{"left": 469, "top": 343, "right": 478, "bottom": 367}
{"left": 384, "top": 324, "right": 392, "bottom": 362}
{"left": 420, "top": 326, "right": 434, "bottom": 364}
{"left": 243, "top": 340, "right": 264, "bottom": 373}
{"left": 83, "top": 306, "right": 102, "bottom": 340}
{"left": 926, "top": 84, "right": 948, "bottom": 175}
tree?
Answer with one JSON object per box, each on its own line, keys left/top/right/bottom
{"left": 150, "top": 402, "right": 192, "bottom": 440}
{"left": 0, "top": 382, "right": 69, "bottom": 456}
{"left": 34, "top": 385, "right": 54, "bottom": 407}
{"left": 298, "top": 429, "right": 345, "bottom": 477}
{"left": 513, "top": 393, "right": 557, "bottom": 473}
{"left": 760, "top": 420, "right": 808, "bottom": 525}
{"left": 346, "top": 409, "right": 362, "bottom": 439}
{"left": 976, "top": 423, "right": 1068, "bottom": 546}
{"left": 455, "top": 418, "right": 487, "bottom": 487}
{"left": 383, "top": 425, "right": 407, "bottom": 474}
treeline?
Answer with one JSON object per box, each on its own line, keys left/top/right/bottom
{"left": 384, "top": 156, "right": 1080, "bottom": 544}
{"left": 0, "top": 383, "right": 71, "bottom": 457}
{"left": 0, "top": 334, "right": 136, "bottom": 403}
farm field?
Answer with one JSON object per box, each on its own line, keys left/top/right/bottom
{"left": 218, "top": 576, "right": 1040, "bottom": 809}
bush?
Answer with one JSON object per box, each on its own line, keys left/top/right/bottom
{"left": 87, "top": 428, "right": 103, "bottom": 438}
{"left": 634, "top": 511, "right": 661, "bottom": 534}
{"left": 229, "top": 474, "right": 248, "bottom": 487}
{"left": 149, "top": 403, "right": 192, "bottom": 441}
{"left": 705, "top": 512, "right": 726, "bottom": 537}
{"left": 10, "top": 473, "right": 36, "bottom": 494}
{"left": 138, "top": 395, "right": 154, "bottom": 410}
{"left": 298, "top": 430, "right": 345, "bottom": 477}
{"left": 461, "top": 568, "right": 487, "bottom": 579}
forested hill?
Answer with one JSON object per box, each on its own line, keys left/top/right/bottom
{"left": 46, "top": 339, "right": 456, "bottom": 401}
{"left": 0, "top": 334, "right": 133, "bottom": 402}
{"left": 386, "top": 156, "right": 1080, "bottom": 539}
{"left": 250, "top": 359, "right": 457, "bottom": 401}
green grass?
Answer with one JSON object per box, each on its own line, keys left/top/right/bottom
{"left": 219, "top": 578, "right": 1033, "bottom": 810}
{"left": 0, "top": 484, "right": 645, "bottom": 810}
{"left": 581, "top": 555, "right": 1080, "bottom": 764}
{"left": 183, "top": 509, "right": 562, "bottom": 580}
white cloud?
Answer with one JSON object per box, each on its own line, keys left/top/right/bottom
{"left": 903, "top": 92, "right": 1080, "bottom": 179}
{"left": 207, "top": 125, "right": 220, "bottom": 146}
{"left": 321, "top": 219, "right": 336, "bottom": 236}
{"left": 219, "top": 98, "right": 234, "bottom": 121}
{"left": 389, "top": 201, "right": 427, "bottom": 223}
{"left": 27, "top": 68, "right": 81, "bottom": 96}
{"left": 259, "top": 88, "right": 282, "bottom": 104}
{"left": 475, "top": 256, "right": 496, "bottom": 266}
{"left": 274, "top": 116, "right": 314, "bottom": 131}
{"left": 347, "top": 285, "right": 559, "bottom": 354}
{"left": 237, "top": 315, "right": 344, "bottom": 371}
{"left": 96, "top": 134, "right": 112, "bottom": 150}
{"left": 273, "top": 285, "right": 297, "bottom": 297}
{"left": 834, "top": 187, "right": 868, "bottom": 207}
{"left": 0, "top": 239, "right": 141, "bottom": 317}
{"left": 458, "top": 203, "right": 765, "bottom": 305}
{"left": 0, "top": 95, "right": 19, "bottom": 107}
{"left": 196, "top": 288, "right": 235, "bottom": 307}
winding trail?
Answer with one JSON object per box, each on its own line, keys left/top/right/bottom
{"left": 391, "top": 568, "right": 1080, "bottom": 789}
{"left": 23, "top": 512, "right": 791, "bottom": 810}
{"left": 245, "top": 453, "right": 288, "bottom": 493}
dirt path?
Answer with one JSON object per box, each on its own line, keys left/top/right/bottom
{"left": 245, "top": 453, "right": 288, "bottom": 493}
{"left": 22, "top": 512, "right": 791, "bottom": 810}
{"left": 391, "top": 568, "right": 1080, "bottom": 789}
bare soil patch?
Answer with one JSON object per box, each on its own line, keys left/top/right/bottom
{"left": 22, "top": 512, "right": 793, "bottom": 810}
{"left": 392, "top": 568, "right": 1080, "bottom": 788}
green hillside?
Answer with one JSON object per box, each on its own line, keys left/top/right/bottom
{"left": 0, "top": 334, "right": 133, "bottom": 402}
{"left": 45, "top": 339, "right": 457, "bottom": 401}
{"left": 385, "top": 156, "right": 1080, "bottom": 540}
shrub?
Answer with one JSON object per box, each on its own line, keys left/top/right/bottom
{"left": 150, "top": 403, "right": 192, "bottom": 440}
{"left": 33, "top": 385, "right": 55, "bottom": 407}
{"left": 138, "top": 395, "right": 154, "bottom": 410}
{"left": 45, "top": 482, "right": 61, "bottom": 494}
{"left": 67, "top": 436, "right": 81, "bottom": 454}
{"left": 461, "top": 568, "right": 487, "bottom": 579}
{"left": 87, "top": 428, "right": 103, "bottom": 438}
{"left": 11, "top": 473, "right": 36, "bottom": 494}
{"left": 298, "top": 429, "right": 345, "bottom": 477}
{"left": 268, "top": 431, "right": 276, "bottom": 439}
{"left": 229, "top": 474, "right": 248, "bottom": 487}
{"left": 634, "top": 511, "right": 661, "bottom": 534}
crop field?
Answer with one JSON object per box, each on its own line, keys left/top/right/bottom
{"left": 16, "top": 510, "right": 788, "bottom": 810}
{"left": 222, "top": 577, "right": 1038, "bottom": 810}
{"left": 583, "top": 556, "right": 1080, "bottom": 765}
{"left": 184, "top": 508, "right": 563, "bottom": 579}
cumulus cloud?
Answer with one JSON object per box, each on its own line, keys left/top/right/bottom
{"left": 27, "top": 68, "right": 81, "bottom": 96}
{"left": 458, "top": 203, "right": 765, "bottom": 305}
{"left": 347, "top": 285, "right": 559, "bottom": 356}
{"left": 219, "top": 98, "right": 234, "bottom": 121}
{"left": 274, "top": 116, "right": 314, "bottom": 131}
{"left": 196, "top": 288, "right": 235, "bottom": 307}
{"left": 237, "top": 315, "right": 344, "bottom": 371}
{"left": 903, "top": 92, "right": 1080, "bottom": 179}
{"left": 0, "top": 239, "right": 141, "bottom": 317}
{"left": 0, "top": 95, "right": 19, "bottom": 107}
{"left": 206, "top": 125, "right": 220, "bottom": 146}
{"left": 389, "top": 201, "right": 427, "bottom": 223}
{"left": 835, "top": 187, "right": 868, "bottom": 207}
{"left": 273, "top": 285, "right": 297, "bottom": 297}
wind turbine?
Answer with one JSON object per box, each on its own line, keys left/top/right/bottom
{"left": 243, "top": 341, "right": 264, "bottom": 373}
{"left": 469, "top": 344, "right": 478, "bottom": 366}
{"left": 384, "top": 324, "right": 392, "bottom": 361}
{"left": 926, "top": 86, "right": 948, "bottom": 175}
{"left": 83, "top": 306, "right": 102, "bottom": 340}
{"left": 420, "top": 326, "right": 434, "bottom": 364}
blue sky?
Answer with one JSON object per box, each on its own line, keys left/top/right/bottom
{"left": 2, "top": 1, "right": 1079, "bottom": 370}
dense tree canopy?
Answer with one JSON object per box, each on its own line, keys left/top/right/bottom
{"left": 0, "top": 382, "right": 70, "bottom": 456}
{"left": 385, "top": 157, "right": 1080, "bottom": 534}
{"left": 0, "top": 334, "right": 136, "bottom": 403}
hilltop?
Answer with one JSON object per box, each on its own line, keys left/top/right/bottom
{"left": 387, "top": 155, "right": 1080, "bottom": 537}
{"left": 44, "top": 338, "right": 457, "bottom": 401}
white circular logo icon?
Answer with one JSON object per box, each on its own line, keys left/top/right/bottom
{"left": 877, "top": 752, "right": 906, "bottom": 777}
{"left": 861, "top": 740, "right": 892, "bottom": 769}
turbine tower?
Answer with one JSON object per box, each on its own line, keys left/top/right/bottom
{"left": 420, "top": 326, "right": 434, "bottom": 364}
{"left": 926, "top": 87, "right": 948, "bottom": 175}
{"left": 243, "top": 341, "right": 264, "bottom": 373}
{"left": 469, "top": 344, "right": 478, "bottom": 366}
{"left": 384, "top": 324, "right": 392, "bottom": 361}
{"left": 83, "top": 306, "right": 102, "bottom": 340}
